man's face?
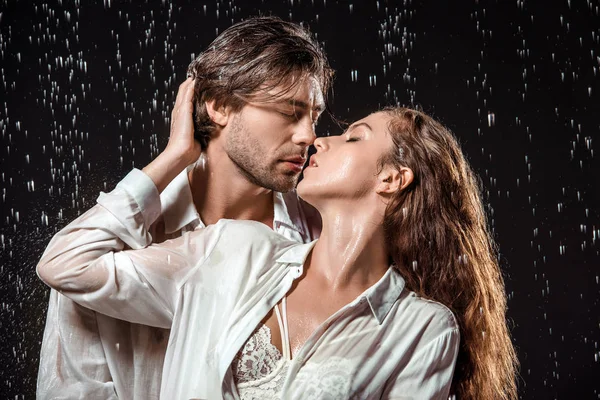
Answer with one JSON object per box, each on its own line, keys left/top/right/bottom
{"left": 225, "top": 77, "right": 325, "bottom": 193}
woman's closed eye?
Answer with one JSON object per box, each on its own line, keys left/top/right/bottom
{"left": 346, "top": 137, "right": 361, "bottom": 142}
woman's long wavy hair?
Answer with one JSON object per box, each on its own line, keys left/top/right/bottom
{"left": 381, "top": 107, "right": 518, "bottom": 400}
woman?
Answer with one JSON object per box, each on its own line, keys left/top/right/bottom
{"left": 37, "top": 94, "right": 518, "bottom": 398}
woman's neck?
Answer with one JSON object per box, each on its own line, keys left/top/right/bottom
{"left": 308, "top": 204, "right": 390, "bottom": 292}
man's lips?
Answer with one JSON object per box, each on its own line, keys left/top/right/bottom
{"left": 280, "top": 156, "right": 306, "bottom": 167}
{"left": 280, "top": 156, "right": 306, "bottom": 173}
{"left": 282, "top": 156, "right": 306, "bottom": 164}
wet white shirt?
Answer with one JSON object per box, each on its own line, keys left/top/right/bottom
{"left": 36, "top": 167, "right": 321, "bottom": 400}
{"left": 37, "top": 170, "right": 460, "bottom": 400}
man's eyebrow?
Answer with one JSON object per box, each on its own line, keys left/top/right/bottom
{"left": 285, "top": 99, "right": 326, "bottom": 113}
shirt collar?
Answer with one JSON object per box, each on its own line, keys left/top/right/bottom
{"left": 160, "top": 162, "right": 306, "bottom": 235}
{"left": 273, "top": 191, "right": 305, "bottom": 235}
{"left": 276, "top": 240, "right": 317, "bottom": 265}
{"left": 362, "top": 267, "right": 405, "bottom": 324}
{"left": 160, "top": 164, "right": 200, "bottom": 234}
{"left": 276, "top": 243, "right": 405, "bottom": 325}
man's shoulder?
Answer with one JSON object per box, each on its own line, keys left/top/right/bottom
{"left": 204, "top": 219, "right": 301, "bottom": 271}
{"left": 215, "top": 218, "right": 275, "bottom": 232}
{"left": 213, "top": 219, "right": 293, "bottom": 246}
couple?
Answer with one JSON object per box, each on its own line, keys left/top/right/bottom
{"left": 36, "top": 17, "right": 517, "bottom": 400}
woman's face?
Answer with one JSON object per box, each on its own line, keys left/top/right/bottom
{"left": 297, "top": 111, "right": 394, "bottom": 204}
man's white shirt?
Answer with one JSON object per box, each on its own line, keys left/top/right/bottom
{"left": 36, "top": 166, "right": 321, "bottom": 400}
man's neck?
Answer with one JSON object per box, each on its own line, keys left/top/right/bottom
{"left": 187, "top": 148, "right": 275, "bottom": 229}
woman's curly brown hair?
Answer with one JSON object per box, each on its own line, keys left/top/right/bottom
{"left": 381, "top": 107, "right": 519, "bottom": 400}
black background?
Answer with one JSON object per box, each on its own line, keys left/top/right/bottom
{"left": 0, "top": 0, "right": 599, "bottom": 398}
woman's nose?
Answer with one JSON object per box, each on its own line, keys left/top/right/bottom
{"left": 314, "top": 136, "right": 328, "bottom": 152}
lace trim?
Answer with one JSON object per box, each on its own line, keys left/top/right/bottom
{"left": 232, "top": 324, "right": 290, "bottom": 399}
{"left": 232, "top": 324, "right": 285, "bottom": 383}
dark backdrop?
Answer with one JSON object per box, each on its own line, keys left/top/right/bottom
{"left": 1, "top": 0, "right": 598, "bottom": 398}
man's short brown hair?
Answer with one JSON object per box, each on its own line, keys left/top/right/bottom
{"left": 187, "top": 16, "right": 334, "bottom": 149}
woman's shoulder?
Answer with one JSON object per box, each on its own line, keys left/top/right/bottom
{"left": 397, "top": 289, "right": 460, "bottom": 338}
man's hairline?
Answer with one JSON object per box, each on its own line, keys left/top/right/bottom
{"left": 209, "top": 86, "right": 326, "bottom": 114}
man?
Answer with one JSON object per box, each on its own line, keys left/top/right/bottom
{"left": 37, "top": 16, "right": 333, "bottom": 399}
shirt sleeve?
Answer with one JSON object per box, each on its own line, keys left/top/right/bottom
{"left": 36, "top": 169, "right": 219, "bottom": 328}
{"left": 381, "top": 328, "right": 460, "bottom": 400}
{"left": 36, "top": 290, "right": 119, "bottom": 400}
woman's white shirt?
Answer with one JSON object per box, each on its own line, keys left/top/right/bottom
{"left": 37, "top": 170, "right": 460, "bottom": 400}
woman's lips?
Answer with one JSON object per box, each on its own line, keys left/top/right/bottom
{"left": 305, "top": 155, "right": 318, "bottom": 168}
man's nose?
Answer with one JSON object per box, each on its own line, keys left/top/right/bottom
{"left": 291, "top": 118, "right": 317, "bottom": 147}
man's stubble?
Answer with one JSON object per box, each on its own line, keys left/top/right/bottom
{"left": 225, "top": 113, "right": 299, "bottom": 193}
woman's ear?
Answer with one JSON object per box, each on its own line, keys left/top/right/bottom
{"left": 376, "top": 166, "right": 414, "bottom": 195}
{"left": 205, "top": 100, "right": 230, "bottom": 127}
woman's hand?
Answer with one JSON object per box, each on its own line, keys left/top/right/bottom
{"left": 142, "top": 78, "right": 201, "bottom": 193}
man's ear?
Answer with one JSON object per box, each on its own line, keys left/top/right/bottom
{"left": 376, "top": 166, "right": 414, "bottom": 195}
{"left": 205, "top": 99, "right": 230, "bottom": 127}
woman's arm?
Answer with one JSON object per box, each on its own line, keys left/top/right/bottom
{"left": 36, "top": 170, "right": 220, "bottom": 328}
{"left": 381, "top": 328, "right": 460, "bottom": 400}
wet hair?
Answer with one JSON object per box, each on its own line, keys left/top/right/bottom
{"left": 187, "top": 16, "right": 334, "bottom": 149}
{"left": 380, "top": 107, "right": 519, "bottom": 400}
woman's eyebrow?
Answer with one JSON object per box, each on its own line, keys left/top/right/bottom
{"left": 348, "top": 122, "right": 373, "bottom": 132}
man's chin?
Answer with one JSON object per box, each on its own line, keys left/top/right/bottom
{"left": 266, "top": 173, "right": 299, "bottom": 193}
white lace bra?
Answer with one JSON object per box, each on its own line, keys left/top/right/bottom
{"left": 232, "top": 297, "right": 292, "bottom": 400}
